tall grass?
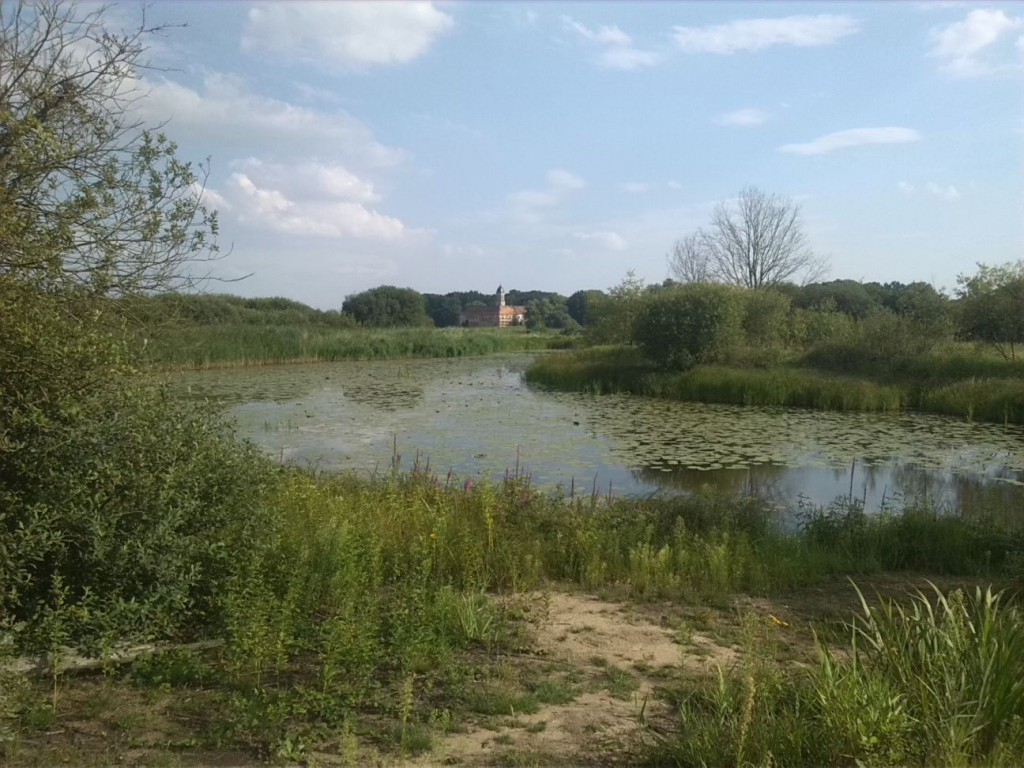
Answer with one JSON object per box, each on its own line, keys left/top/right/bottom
{"left": 527, "top": 349, "right": 904, "bottom": 412}
{"left": 144, "top": 324, "right": 569, "bottom": 368}
{"left": 528, "top": 346, "right": 1024, "bottom": 424}
{"left": 919, "top": 378, "right": 1024, "bottom": 424}
{"left": 648, "top": 583, "right": 1024, "bottom": 768}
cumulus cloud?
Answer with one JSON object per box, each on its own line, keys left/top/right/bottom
{"left": 930, "top": 9, "right": 1024, "bottom": 76}
{"left": 716, "top": 108, "right": 770, "bottom": 126}
{"left": 242, "top": 2, "right": 453, "bottom": 70}
{"left": 139, "top": 74, "right": 406, "bottom": 168}
{"left": 674, "top": 14, "right": 859, "bottom": 54}
{"left": 563, "top": 15, "right": 662, "bottom": 70}
{"left": 211, "top": 159, "right": 407, "bottom": 240}
{"left": 574, "top": 231, "right": 627, "bottom": 250}
{"left": 779, "top": 127, "right": 920, "bottom": 155}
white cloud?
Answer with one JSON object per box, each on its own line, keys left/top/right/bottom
{"left": 926, "top": 182, "right": 961, "bottom": 201}
{"left": 667, "top": 180, "right": 684, "bottom": 190}
{"left": 599, "top": 47, "right": 663, "bottom": 70}
{"left": 231, "top": 158, "right": 380, "bottom": 204}
{"left": 563, "top": 15, "right": 661, "bottom": 70}
{"left": 546, "top": 168, "right": 586, "bottom": 190}
{"left": 780, "top": 127, "right": 921, "bottom": 155}
{"left": 140, "top": 74, "right": 406, "bottom": 168}
{"left": 213, "top": 160, "right": 407, "bottom": 240}
{"left": 622, "top": 182, "right": 652, "bottom": 194}
{"left": 674, "top": 14, "right": 859, "bottom": 54}
{"left": 930, "top": 9, "right": 1024, "bottom": 76}
{"left": 898, "top": 181, "right": 915, "bottom": 196}
{"left": 574, "top": 231, "right": 627, "bottom": 250}
{"left": 242, "top": 2, "right": 453, "bottom": 70}
{"left": 507, "top": 169, "right": 586, "bottom": 223}
{"left": 563, "top": 16, "right": 631, "bottom": 46}
{"left": 716, "top": 108, "right": 770, "bottom": 126}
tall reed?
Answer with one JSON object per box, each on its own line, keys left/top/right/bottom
{"left": 145, "top": 325, "right": 567, "bottom": 368}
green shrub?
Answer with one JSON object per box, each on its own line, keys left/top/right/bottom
{"left": 633, "top": 284, "right": 745, "bottom": 370}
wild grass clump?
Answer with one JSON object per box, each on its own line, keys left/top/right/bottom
{"left": 647, "top": 583, "right": 1024, "bottom": 767}
{"left": 526, "top": 350, "right": 904, "bottom": 412}
{"left": 918, "top": 378, "right": 1024, "bottom": 424}
{"left": 146, "top": 325, "right": 566, "bottom": 368}
{"left": 523, "top": 345, "right": 654, "bottom": 394}
{"left": 800, "top": 501, "right": 1024, "bottom": 578}
{"left": 819, "top": 583, "right": 1024, "bottom": 766}
{"left": 651, "top": 366, "right": 904, "bottom": 411}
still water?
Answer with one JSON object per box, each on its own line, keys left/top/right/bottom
{"left": 172, "top": 354, "right": 1024, "bottom": 513}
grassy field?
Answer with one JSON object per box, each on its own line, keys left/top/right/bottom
{"left": 526, "top": 345, "right": 1024, "bottom": 425}
{"left": 141, "top": 324, "right": 571, "bottom": 368}
{"left": 4, "top": 467, "right": 1024, "bottom": 765}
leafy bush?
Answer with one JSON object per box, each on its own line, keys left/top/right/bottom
{"left": 632, "top": 284, "right": 745, "bottom": 370}
{"left": 1, "top": 280, "right": 276, "bottom": 652}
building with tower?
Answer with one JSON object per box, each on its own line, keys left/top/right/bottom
{"left": 458, "top": 285, "right": 528, "bottom": 327}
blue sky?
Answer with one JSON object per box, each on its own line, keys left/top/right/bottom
{"left": 128, "top": 1, "right": 1023, "bottom": 308}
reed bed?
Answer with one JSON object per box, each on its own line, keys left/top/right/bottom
{"left": 144, "top": 324, "right": 568, "bottom": 368}
{"left": 528, "top": 347, "right": 1024, "bottom": 424}
{"left": 527, "top": 350, "right": 904, "bottom": 412}
{"left": 918, "top": 378, "right": 1024, "bottom": 424}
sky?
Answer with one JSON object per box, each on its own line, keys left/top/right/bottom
{"left": 120, "top": 1, "right": 1024, "bottom": 309}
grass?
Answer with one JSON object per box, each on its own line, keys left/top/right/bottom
{"left": 648, "top": 583, "right": 1024, "bottom": 768}
{"left": 5, "top": 469, "right": 1024, "bottom": 764}
{"left": 526, "top": 345, "right": 1024, "bottom": 425}
{"left": 142, "top": 324, "right": 570, "bottom": 368}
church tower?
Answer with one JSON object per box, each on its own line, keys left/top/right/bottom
{"left": 497, "top": 285, "right": 506, "bottom": 307}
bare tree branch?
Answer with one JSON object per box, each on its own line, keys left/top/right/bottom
{"left": 667, "top": 231, "right": 713, "bottom": 284}
{"left": 670, "top": 187, "right": 828, "bottom": 290}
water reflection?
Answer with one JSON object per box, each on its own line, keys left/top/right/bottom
{"left": 168, "top": 354, "right": 1024, "bottom": 517}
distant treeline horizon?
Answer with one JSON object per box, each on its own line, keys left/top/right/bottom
{"left": 123, "top": 276, "right": 963, "bottom": 336}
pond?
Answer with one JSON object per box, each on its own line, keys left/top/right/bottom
{"left": 171, "top": 353, "right": 1024, "bottom": 515}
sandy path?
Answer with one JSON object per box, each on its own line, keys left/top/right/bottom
{"left": 407, "top": 591, "right": 732, "bottom": 767}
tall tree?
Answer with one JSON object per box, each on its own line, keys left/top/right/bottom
{"left": 668, "top": 186, "right": 826, "bottom": 289}
{"left": 342, "top": 285, "right": 430, "bottom": 327}
{"left": 956, "top": 261, "right": 1024, "bottom": 360}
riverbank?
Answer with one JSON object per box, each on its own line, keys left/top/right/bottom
{"left": 4, "top": 468, "right": 1024, "bottom": 766}
{"left": 525, "top": 346, "right": 1024, "bottom": 425}
{"left": 142, "top": 325, "right": 572, "bottom": 369}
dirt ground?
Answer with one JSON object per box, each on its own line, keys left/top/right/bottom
{"left": 4, "top": 576, "right": 992, "bottom": 767}
{"left": 401, "top": 591, "right": 752, "bottom": 768}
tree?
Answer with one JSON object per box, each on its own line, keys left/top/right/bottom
{"left": 588, "top": 270, "right": 646, "bottom": 344}
{"left": 566, "top": 289, "right": 604, "bottom": 326}
{"left": 0, "top": 2, "right": 219, "bottom": 296}
{"left": 666, "top": 232, "right": 713, "bottom": 284}
{"left": 524, "top": 297, "right": 579, "bottom": 331}
{"left": 342, "top": 285, "right": 430, "bottom": 327}
{"left": 956, "top": 261, "right": 1024, "bottom": 360}
{"left": 1, "top": 3, "right": 273, "bottom": 650}
{"left": 668, "top": 186, "right": 827, "bottom": 289}
{"left": 424, "top": 293, "right": 462, "bottom": 327}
